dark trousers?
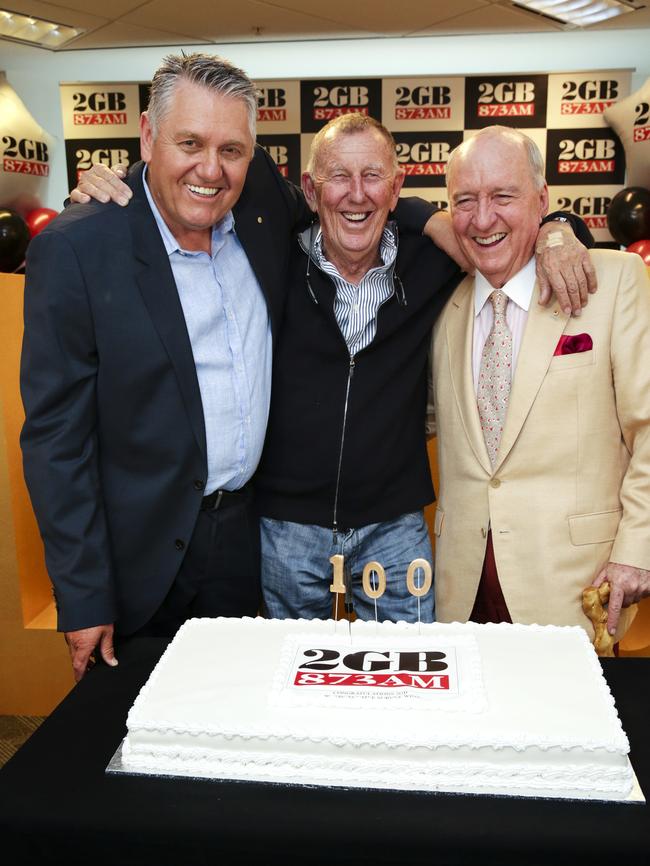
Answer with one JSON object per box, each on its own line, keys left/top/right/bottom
{"left": 121, "top": 486, "right": 261, "bottom": 640}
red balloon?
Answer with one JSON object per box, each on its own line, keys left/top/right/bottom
{"left": 626, "top": 239, "right": 650, "bottom": 266}
{"left": 25, "top": 207, "right": 58, "bottom": 238}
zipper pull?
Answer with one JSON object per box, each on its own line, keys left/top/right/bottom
{"left": 349, "top": 356, "right": 355, "bottom": 379}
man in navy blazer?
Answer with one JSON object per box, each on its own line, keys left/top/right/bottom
{"left": 20, "top": 54, "right": 306, "bottom": 681}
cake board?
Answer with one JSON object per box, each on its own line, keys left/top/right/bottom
{"left": 106, "top": 740, "right": 645, "bottom": 803}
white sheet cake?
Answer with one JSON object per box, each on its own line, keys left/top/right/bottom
{"left": 121, "top": 617, "right": 633, "bottom": 800}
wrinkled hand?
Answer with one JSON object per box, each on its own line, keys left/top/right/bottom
{"left": 65, "top": 623, "right": 117, "bottom": 682}
{"left": 592, "top": 562, "right": 650, "bottom": 635}
{"left": 423, "top": 209, "right": 473, "bottom": 274}
{"left": 535, "top": 222, "right": 597, "bottom": 316}
{"left": 70, "top": 163, "right": 132, "bottom": 206}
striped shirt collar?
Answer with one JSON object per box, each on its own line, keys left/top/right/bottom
{"left": 302, "top": 220, "right": 398, "bottom": 276}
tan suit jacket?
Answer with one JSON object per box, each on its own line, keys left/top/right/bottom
{"left": 431, "top": 249, "right": 650, "bottom": 639}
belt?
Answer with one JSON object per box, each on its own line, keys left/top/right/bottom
{"left": 200, "top": 484, "right": 250, "bottom": 511}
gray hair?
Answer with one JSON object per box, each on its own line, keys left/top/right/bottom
{"left": 446, "top": 126, "right": 546, "bottom": 192}
{"left": 147, "top": 53, "right": 257, "bottom": 144}
{"left": 306, "top": 112, "right": 399, "bottom": 175}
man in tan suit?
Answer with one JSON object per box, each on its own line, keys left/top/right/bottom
{"left": 431, "top": 126, "right": 650, "bottom": 641}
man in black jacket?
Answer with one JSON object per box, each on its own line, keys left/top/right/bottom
{"left": 254, "top": 114, "right": 593, "bottom": 623}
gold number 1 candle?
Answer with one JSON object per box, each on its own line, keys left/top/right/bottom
{"left": 329, "top": 554, "right": 346, "bottom": 594}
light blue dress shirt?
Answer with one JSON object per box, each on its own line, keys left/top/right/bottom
{"left": 143, "top": 170, "right": 272, "bottom": 493}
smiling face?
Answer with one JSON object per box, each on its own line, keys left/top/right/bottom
{"left": 448, "top": 132, "right": 548, "bottom": 287}
{"left": 302, "top": 128, "right": 404, "bottom": 282}
{"left": 140, "top": 79, "right": 254, "bottom": 252}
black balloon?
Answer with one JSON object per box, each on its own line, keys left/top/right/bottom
{"left": 607, "top": 186, "right": 650, "bottom": 247}
{"left": 0, "top": 209, "right": 30, "bottom": 273}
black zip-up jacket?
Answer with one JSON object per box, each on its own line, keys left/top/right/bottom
{"left": 255, "top": 217, "right": 461, "bottom": 530}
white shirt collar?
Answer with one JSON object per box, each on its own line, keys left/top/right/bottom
{"left": 474, "top": 256, "right": 536, "bottom": 317}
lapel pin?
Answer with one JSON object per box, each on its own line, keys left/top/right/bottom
{"left": 257, "top": 216, "right": 263, "bottom": 224}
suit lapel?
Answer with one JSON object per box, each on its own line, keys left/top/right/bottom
{"left": 233, "top": 149, "right": 284, "bottom": 340}
{"left": 127, "top": 168, "right": 207, "bottom": 459}
{"left": 445, "top": 276, "right": 492, "bottom": 474}
{"left": 494, "top": 284, "right": 569, "bottom": 471}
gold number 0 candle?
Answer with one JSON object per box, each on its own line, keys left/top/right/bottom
{"left": 362, "top": 561, "right": 386, "bottom": 599}
{"left": 406, "top": 558, "right": 433, "bottom": 597}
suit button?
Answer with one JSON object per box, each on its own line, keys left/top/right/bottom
{"left": 194, "top": 479, "right": 205, "bottom": 491}
{"left": 490, "top": 478, "right": 501, "bottom": 488}
{"left": 174, "top": 539, "right": 185, "bottom": 551}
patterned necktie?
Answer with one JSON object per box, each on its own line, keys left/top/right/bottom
{"left": 477, "top": 289, "right": 512, "bottom": 467}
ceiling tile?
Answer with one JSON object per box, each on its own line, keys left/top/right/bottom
{"left": 122, "top": 0, "right": 371, "bottom": 41}
{"left": 0, "top": 0, "right": 107, "bottom": 29}
{"left": 256, "top": 0, "right": 489, "bottom": 33}
{"left": 67, "top": 21, "right": 205, "bottom": 50}
{"left": 413, "top": 4, "right": 559, "bottom": 34}
{"left": 24, "top": 0, "right": 143, "bottom": 17}
{"left": 0, "top": 0, "right": 645, "bottom": 50}
{"left": 587, "top": 7, "right": 650, "bottom": 28}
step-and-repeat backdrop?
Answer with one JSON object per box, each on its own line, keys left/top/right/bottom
{"left": 60, "top": 70, "right": 633, "bottom": 245}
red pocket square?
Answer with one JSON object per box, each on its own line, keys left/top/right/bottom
{"left": 554, "top": 333, "right": 593, "bottom": 356}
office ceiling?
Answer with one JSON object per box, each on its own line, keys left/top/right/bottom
{"left": 1, "top": 0, "right": 649, "bottom": 51}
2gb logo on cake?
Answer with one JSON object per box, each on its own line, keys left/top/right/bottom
{"left": 295, "top": 647, "right": 449, "bottom": 690}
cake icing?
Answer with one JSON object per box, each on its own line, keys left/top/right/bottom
{"left": 121, "top": 617, "right": 633, "bottom": 800}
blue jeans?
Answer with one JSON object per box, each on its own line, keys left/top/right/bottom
{"left": 260, "top": 511, "right": 434, "bottom": 623}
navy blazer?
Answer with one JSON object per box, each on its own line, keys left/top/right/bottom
{"left": 20, "top": 147, "right": 308, "bottom": 634}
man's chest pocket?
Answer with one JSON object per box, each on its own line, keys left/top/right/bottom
{"left": 548, "top": 348, "right": 595, "bottom": 372}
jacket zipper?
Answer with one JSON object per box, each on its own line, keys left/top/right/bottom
{"left": 330, "top": 282, "right": 398, "bottom": 542}
{"left": 331, "top": 353, "right": 355, "bottom": 541}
